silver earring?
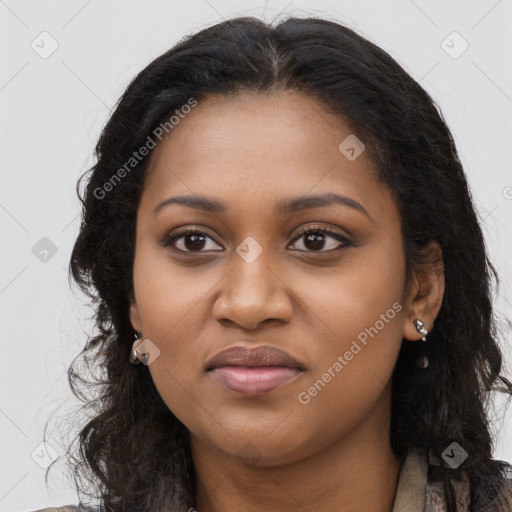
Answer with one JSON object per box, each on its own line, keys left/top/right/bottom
{"left": 129, "top": 331, "right": 144, "bottom": 365}
{"left": 413, "top": 319, "right": 429, "bottom": 368}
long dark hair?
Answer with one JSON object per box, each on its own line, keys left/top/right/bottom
{"left": 49, "top": 15, "right": 512, "bottom": 511}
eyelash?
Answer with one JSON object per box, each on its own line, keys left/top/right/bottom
{"left": 160, "top": 224, "right": 352, "bottom": 254}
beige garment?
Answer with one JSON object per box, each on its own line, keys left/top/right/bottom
{"left": 391, "top": 446, "right": 475, "bottom": 512}
{"left": 391, "top": 447, "right": 430, "bottom": 512}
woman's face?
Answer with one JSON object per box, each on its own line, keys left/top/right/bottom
{"left": 130, "top": 90, "right": 420, "bottom": 466}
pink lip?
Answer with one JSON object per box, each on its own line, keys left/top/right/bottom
{"left": 209, "top": 366, "right": 302, "bottom": 396}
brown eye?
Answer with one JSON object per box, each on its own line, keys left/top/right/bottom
{"left": 161, "top": 228, "right": 223, "bottom": 253}
{"left": 289, "top": 227, "right": 352, "bottom": 252}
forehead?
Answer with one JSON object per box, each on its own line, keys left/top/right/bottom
{"left": 147, "top": 90, "right": 359, "bottom": 174}
{"left": 140, "top": 90, "right": 396, "bottom": 225}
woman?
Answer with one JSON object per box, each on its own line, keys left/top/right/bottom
{"left": 34, "top": 15, "right": 512, "bottom": 512}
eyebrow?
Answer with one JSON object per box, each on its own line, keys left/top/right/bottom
{"left": 152, "top": 193, "right": 372, "bottom": 221}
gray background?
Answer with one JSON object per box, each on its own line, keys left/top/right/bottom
{"left": 1, "top": 0, "right": 511, "bottom": 510}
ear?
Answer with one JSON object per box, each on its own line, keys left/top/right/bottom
{"left": 130, "top": 297, "right": 142, "bottom": 333}
{"left": 402, "top": 241, "right": 445, "bottom": 341}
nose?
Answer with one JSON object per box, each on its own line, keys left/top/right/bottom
{"left": 212, "top": 251, "right": 293, "bottom": 330}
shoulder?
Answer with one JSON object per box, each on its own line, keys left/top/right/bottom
{"left": 494, "top": 458, "right": 512, "bottom": 498}
{"left": 495, "top": 458, "right": 512, "bottom": 481}
{"left": 426, "top": 451, "right": 512, "bottom": 511}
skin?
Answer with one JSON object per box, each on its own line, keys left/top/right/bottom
{"left": 129, "top": 89, "right": 445, "bottom": 512}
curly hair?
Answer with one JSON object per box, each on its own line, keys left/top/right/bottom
{"left": 47, "top": 14, "right": 512, "bottom": 512}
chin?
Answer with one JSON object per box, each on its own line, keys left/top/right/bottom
{"left": 205, "top": 429, "right": 318, "bottom": 467}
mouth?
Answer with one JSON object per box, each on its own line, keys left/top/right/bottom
{"left": 206, "top": 345, "right": 305, "bottom": 397}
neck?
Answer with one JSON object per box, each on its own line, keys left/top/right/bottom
{"left": 191, "top": 390, "right": 403, "bottom": 512}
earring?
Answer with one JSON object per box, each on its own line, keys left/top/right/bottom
{"left": 129, "top": 331, "right": 145, "bottom": 365}
{"left": 413, "top": 319, "right": 429, "bottom": 369}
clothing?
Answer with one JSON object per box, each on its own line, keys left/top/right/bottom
{"left": 393, "top": 447, "right": 512, "bottom": 511}
{"left": 29, "top": 447, "right": 512, "bottom": 512}
{"left": 392, "top": 446, "right": 468, "bottom": 512}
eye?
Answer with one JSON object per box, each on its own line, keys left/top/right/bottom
{"left": 161, "top": 224, "right": 352, "bottom": 254}
{"left": 161, "top": 227, "right": 223, "bottom": 253}
{"left": 288, "top": 225, "right": 352, "bottom": 252}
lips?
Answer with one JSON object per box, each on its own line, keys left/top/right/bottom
{"left": 206, "top": 345, "right": 304, "bottom": 370}
{"left": 206, "top": 345, "right": 305, "bottom": 396}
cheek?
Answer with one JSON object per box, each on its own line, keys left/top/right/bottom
{"left": 302, "top": 241, "right": 405, "bottom": 348}
{"left": 132, "top": 245, "right": 220, "bottom": 421}
{"left": 295, "top": 245, "right": 405, "bottom": 405}
{"left": 285, "top": 269, "right": 404, "bottom": 461}
{"left": 131, "top": 248, "right": 209, "bottom": 391}
{"left": 296, "top": 284, "right": 404, "bottom": 405}
{"left": 132, "top": 241, "right": 216, "bottom": 338}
